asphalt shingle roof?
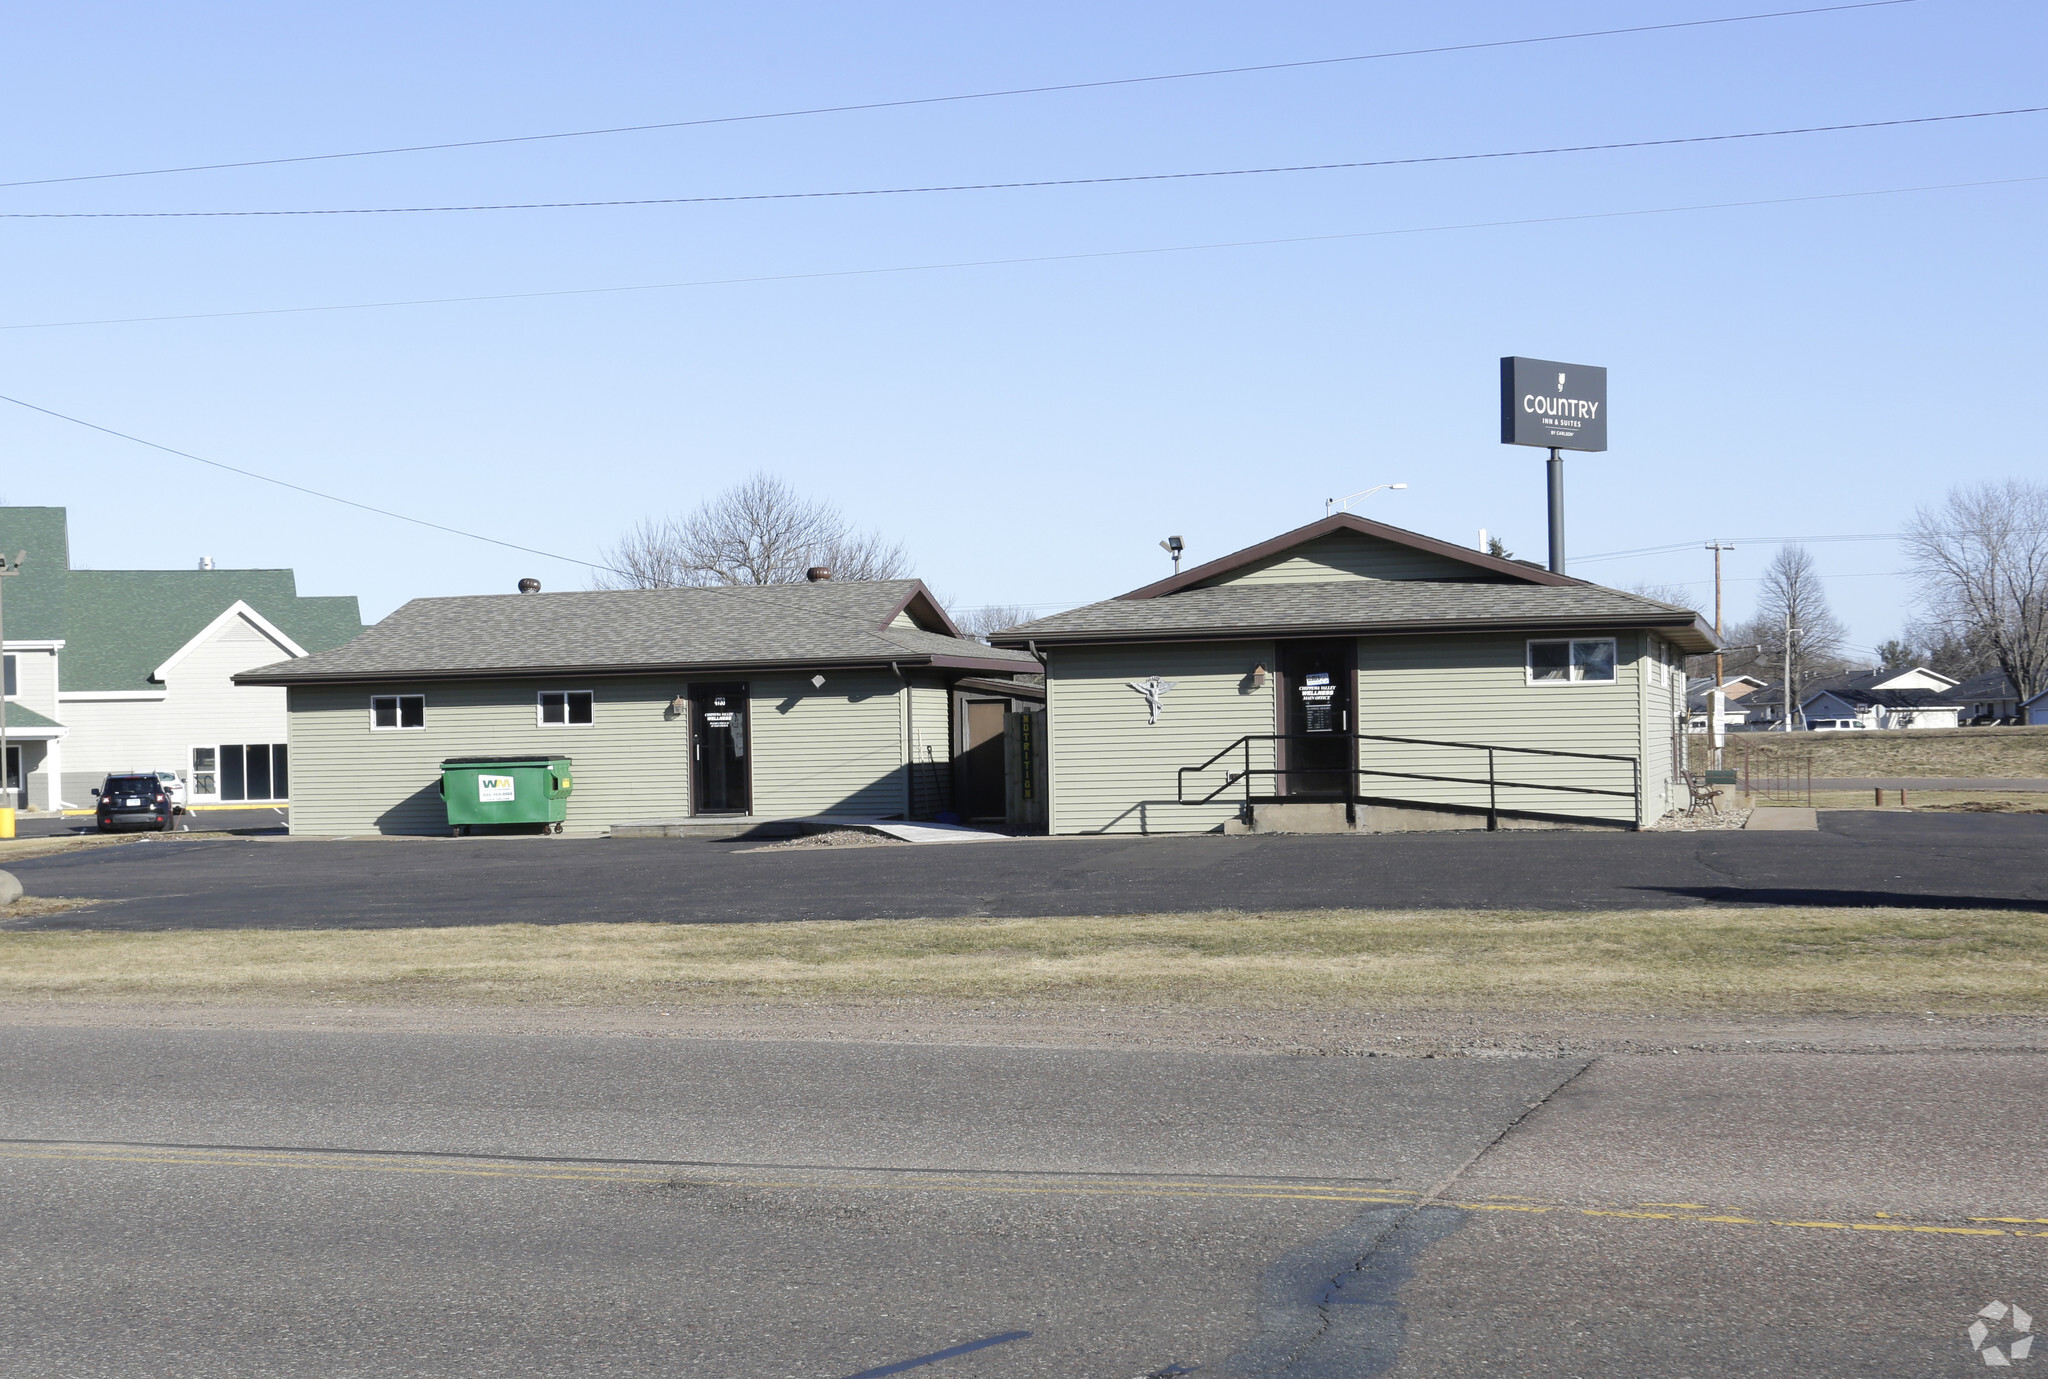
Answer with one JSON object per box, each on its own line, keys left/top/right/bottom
{"left": 3, "top": 701, "right": 62, "bottom": 730}
{"left": 0, "top": 507, "right": 365, "bottom": 692}
{"left": 992, "top": 580, "right": 1714, "bottom": 650}
{"left": 237, "top": 581, "right": 1037, "bottom": 682}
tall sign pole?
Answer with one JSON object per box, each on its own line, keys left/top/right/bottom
{"left": 1501, "top": 357, "right": 1607, "bottom": 575}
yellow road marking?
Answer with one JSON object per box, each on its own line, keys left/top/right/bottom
{"left": 5, "top": 1144, "right": 2042, "bottom": 1244}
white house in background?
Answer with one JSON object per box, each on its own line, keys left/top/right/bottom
{"left": 0, "top": 507, "right": 363, "bottom": 810}
{"left": 1798, "top": 666, "right": 1962, "bottom": 731}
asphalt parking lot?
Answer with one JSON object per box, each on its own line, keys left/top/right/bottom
{"left": 1, "top": 1022, "right": 2038, "bottom": 1377}
{"left": 6, "top": 811, "right": 2047, "bottom": 930}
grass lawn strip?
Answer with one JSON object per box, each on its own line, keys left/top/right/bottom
{"left": 0, "top": 907, "right": 2041, "bottom": 1014}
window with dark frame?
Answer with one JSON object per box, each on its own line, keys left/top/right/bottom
{"left": 371, "top": 694, "right": 426, "bottom": 729}
{"left": 2, "top": 653, "right": 15, "bottom": 698}
{"left": 538, "top": 690, "right": 594, "bottom": 726}
{"left": 1528, "top": 638, "right": 1618, "bottom": 684}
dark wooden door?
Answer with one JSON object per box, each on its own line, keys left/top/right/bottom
{"left": 962, "top": 700, "right": 1007, "bottom": 820}
{"left": 1278, "top": 640, "right": 1354, "bottom": 798}
{"left": 690, "top": 684, "right": 751, "bottom": 815}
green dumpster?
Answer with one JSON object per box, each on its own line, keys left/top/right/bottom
{"left": 439, "top": 756, "right": 574, "bottom": 835}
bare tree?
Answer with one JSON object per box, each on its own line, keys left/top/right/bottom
{"left": 597, "top": 474, "right": 910, "bottom": 588}
{"left": 1626, "top": 581, "right": 1700, "bottom": 611}
{"left": 1903, "top": 480, "right": 2048, "bottom": 701}
{"left": 1752, "top": 544, "right": 1849, "bottom": 715}
{"left": 949, "top": 603, "right": 1032, "bottom": 643}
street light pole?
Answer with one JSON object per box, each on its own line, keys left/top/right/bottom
{"left": 1705, "top": 542, "right": 1734, "bottom": 764}
{"left": 0, "top": 551, "right": 24, "bottom": 814}
{"left": 1324, "top": 482, "right": 1408, "bottom": 516}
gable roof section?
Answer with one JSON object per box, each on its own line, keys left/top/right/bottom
{"left": 1118, "top": 513, "right": 1581, "bottom": 601}
{"left": 992, "top": 580, "right": 1717, "bottom": 652}
{"left": 153, "top": 600, "right": 309, "bottom": 680}
{"left": 235, "top": 579, "right": 1035, "bottom": 684}
{"left": 0, "top": 507, "right": 71, "bottom": 641}
{"left": 62, "top": 570, "right": 365, "bottom": 692}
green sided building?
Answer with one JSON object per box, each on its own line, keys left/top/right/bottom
{"left": 988, "top": 513, "right": 1717, "bottom": 834}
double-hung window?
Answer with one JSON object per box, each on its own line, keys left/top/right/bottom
{"left": 1527, "top": 638, "right": 1617, "bottom": 684}
{"left": 371, "top": 694, "right": 426, "bottom": 730}
{"left": 538, "top": 690, "right": 594, "bottom": 726}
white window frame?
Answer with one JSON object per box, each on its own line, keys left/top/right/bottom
{"left": 370, "top": 693, "right": 427, "bottom": 731}
{"left": 188, "top": 745, "right": 221, "bottom": 803}
{"left": 1526, "top": 637, "right": 1619, "bottom": 686}
{"left": 537, "top": 689, "right": 595, "bottom": 727}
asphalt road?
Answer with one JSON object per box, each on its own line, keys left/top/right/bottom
{"left": 0, "top": 1024, "right": 2038, "bottom": 1376}
{"left": 7, "top": 812, "right": 2048, "bottom": 930}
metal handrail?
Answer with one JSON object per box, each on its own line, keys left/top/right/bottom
{"left": 1176, "top": 731, "right": 1641, "bottom": 829}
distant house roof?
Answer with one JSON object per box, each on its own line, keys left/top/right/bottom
{"left": 1933, "top": 670, "right": 2018, "bottom": 706}
{"left": 236, "top": 580, "right": 1037, "bottom": 684}
{"left": 0, "top": 507, "right": 365, "bottom": 692}
{"left": 1800, "top": 679, "right": 1953, "bottom": 713}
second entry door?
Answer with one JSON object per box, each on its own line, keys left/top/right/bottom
{"left": 691, "top": 684, "right": 751, "bottom": 815}
{"left": 1278, "top": 640, "right": 1354, "bottom": 798}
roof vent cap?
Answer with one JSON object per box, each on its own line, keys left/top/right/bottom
{"left": 806, "top": 566, "right": 832, "bottom": 582}
{"left": 517, "top": 578, "right": 541, "bottom": 594}
{"left": 197, "top": 556, "right": 215, "bottom": 571}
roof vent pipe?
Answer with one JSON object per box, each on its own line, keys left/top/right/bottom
{"left": 806, "top": 566, "right": 832, "bottom": 582}
{"left": 197, "top": 556, "right": 215, "bottom": 571}
{"left": 518, "top": 578, "right": 541, "bottom": 593}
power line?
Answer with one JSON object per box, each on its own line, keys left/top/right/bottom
{"left": 1576, "top": 532, "right": 1905, "bottom": 563}
{"left": 11, "top": 104, "right": 2040, "bottom": 220}
{"left": 6, "top": 171, "right": 2040, "bottom": 332}
{"left": 0, "top": 392, "right": 622, "bottom": 576}
{"left": 0, "top": 2, "right": 1925, "bottom": 192}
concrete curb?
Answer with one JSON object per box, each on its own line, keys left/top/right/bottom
{"left": 1745, "top": 807, "right": 1818, "bottom": 830}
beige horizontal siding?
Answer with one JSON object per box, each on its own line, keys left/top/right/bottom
{"left": 1047, "top": 643, "right": 1276, "bottom": 834}
{"left": 1356, "top": 632, "right": 1646, "bottom": 824}
{"left": 1201, "top": 530, "right": 1478, "bottom": 587}
{"left": 288, "top": 671, "right": 909, "bottom": 835}
{"left": 750, "top": 670, "right": 908, "bottom": 818}
{"left": 906, "top": 675, "right": 952, "bottom": 818}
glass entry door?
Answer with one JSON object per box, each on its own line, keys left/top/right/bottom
{"left": 1278, "top": 641, "right": 1354, "bottom": 798}
{"left": 690, "top": 684, "right": 751, "bottom": 815}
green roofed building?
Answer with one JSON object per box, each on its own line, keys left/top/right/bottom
{"left": 0, "top": 507, "right": 363, "bottom": 810}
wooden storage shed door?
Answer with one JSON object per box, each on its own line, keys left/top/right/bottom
{"left": 962, "top": 700, "right": 1007, "bottom": 820}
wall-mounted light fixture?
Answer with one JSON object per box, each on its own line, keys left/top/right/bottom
{"left": 667, "top": 695, "right": 687, "bottom": 720}
{"left": 1250, "top": 663, "right": 1268, "bottom": 690}
{"left": 811, "top": 674, "right": 827, "bottom": 689}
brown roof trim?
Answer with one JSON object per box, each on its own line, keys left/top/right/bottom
{"left": 879, "top": 581, "right": 965, "bottom": 638}
{"left": 925, "top": 652, "right": 1047, "bottom": 674}
{"left": 1009, "top": 612, "right": 1718, "bottom": 654}
{"left": 1116, "top": 513, "right": 1584, "bottom": 600}
{"left": 233, "top": 651, "right": 1011, "bottom": 687}
{"left": 951, "top": 675, "right": 1046, "bottom": 701}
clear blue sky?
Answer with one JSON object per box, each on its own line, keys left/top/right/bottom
{"left": 4, "top": 1, "right": 2042, "bottom": 658}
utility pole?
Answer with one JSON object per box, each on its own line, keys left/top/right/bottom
{"left": 0, "top": 551, "right": 23, "bottom": 817}
{"left": 1781, "top": 611, "right": 1800, "bottom": 733}
{"left": 1705, "top": 542, "right": 1734, "bottom": 764}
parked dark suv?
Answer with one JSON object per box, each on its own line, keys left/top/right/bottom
{"left": 93, "top": 774, "right": 177, "bottom": 833}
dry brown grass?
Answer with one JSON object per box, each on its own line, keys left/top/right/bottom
{"left": 0, "top": 907, "right": 2041, "bottom": 1014}
{"left": 1755, "top": 791, "right": 2048, "bottom": 812}
{"left": 1691, "top": 726, "right": 2048, "bottom": 778}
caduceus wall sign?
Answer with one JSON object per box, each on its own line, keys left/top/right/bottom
{"left": 1127, "top": 676, "right": 1176, "bottom": 725}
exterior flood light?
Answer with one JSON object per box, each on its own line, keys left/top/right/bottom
{"left": 1159, "top": 535, "right": 1184, "bottom": 573}
{"left": 811, "top": 674, "right": 826, "bottom": 689}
